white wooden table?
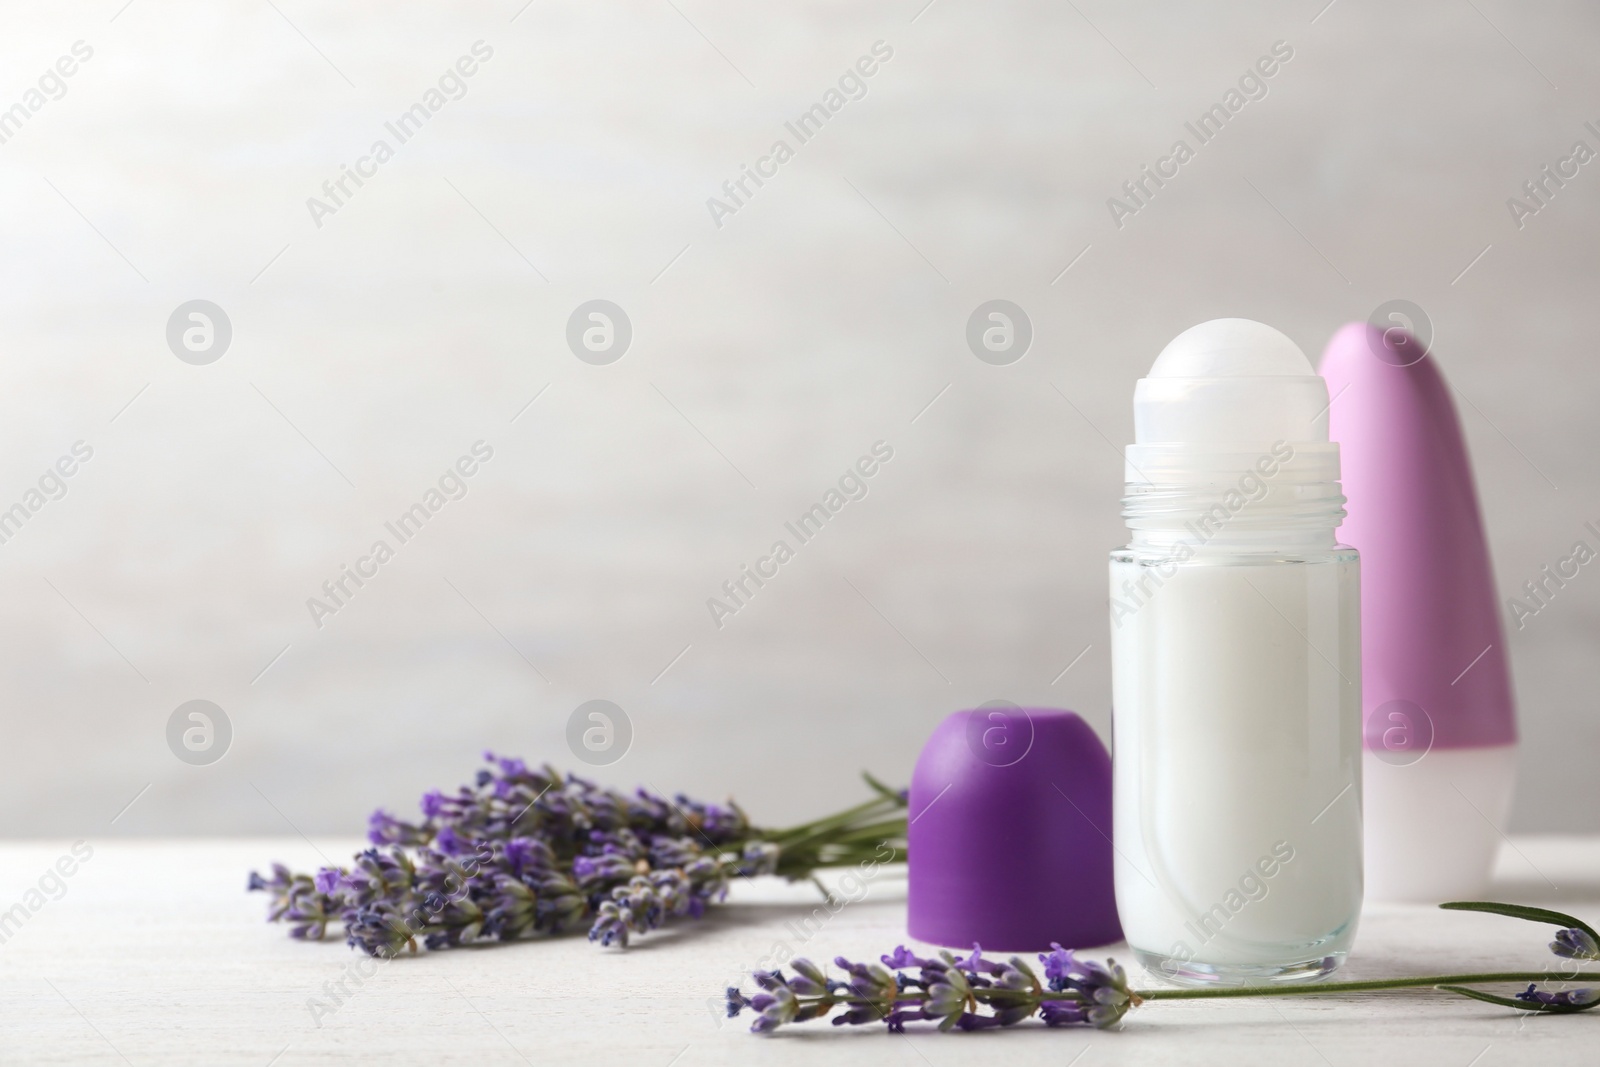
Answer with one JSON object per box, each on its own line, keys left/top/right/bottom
{"left": 1, "top": 837, "right": 1596, "bottom": 1064}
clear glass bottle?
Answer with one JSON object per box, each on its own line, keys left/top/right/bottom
{"left": 1109, "top": 320, "right": 1362, "bottom": 986}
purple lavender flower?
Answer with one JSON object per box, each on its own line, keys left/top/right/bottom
{"left": 1038, "top": 942, "right": 1136, "bottom": 1028}
{"left": 501, "top": 837, "right": 545, "bottom": 877}
{"left": 434, "top": 825, "right": 471, "bottom": 856}
{"left": 254, "top": 754, "right": 908, "bottom": 955}
{"left": 283, "top": 895, "right": 335, "bottom": 941}
{"left": 731, "top": 967, "right": 847, "bottom": 1032}
{"left": 831, "top": 1004, "right": 885, "bottom": 1027}
{"left": 729, "top": 944, "right": 1138, "bottom": 1035}
{"left": 917, "top": 965, "right": 973, "bottom": 1032}
{"left": 588, "top": 900, "right": 630, "bottom": 948}
{"left": 246, "top": 864, "right": 291, "bottom": 895}
{"left": 881, "top": 945, "right": 938, "bottom": 970}
{"left": 246, "top": 863, "right": 338, "bottom": 938}
{"left": 1551, "top": 927, "right": 1600, "bottom": 961}
{"left": 345, "top": 903, "right": 417, "bottom": 958}
{"left": 833, "top": 956, "right": 898, "bottom": 1001}
{"left": 786, "top": 959, "right": 830, "bottom": 997}
{"left": 750, "top": 986, "right": 797, "bottom": 1032}
{"left": 367, "top": 808, "right": 430, "bottom": 847}
{"left": 585, "top": 868, "right": 717, "bottom": 948}
{"left": 486, "top": 752, "right": 529, "bottom": 780}
{"left": 1038, "top": 999, "right": 1092, "bottom": 1026}
{"left": 1516, "top": 984, "right": 1600, "bottom": 1009}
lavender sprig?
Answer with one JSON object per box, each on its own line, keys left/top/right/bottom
{"left": 730, "top": 903, "right": 1600, "bottom": 1034}
{"left": 250, "top": 754, "right": 906, "bottom": 954}
{"left": 728, "top": 944, "right": 1139, "bottom": 1033}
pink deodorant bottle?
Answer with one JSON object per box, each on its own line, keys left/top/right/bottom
{"left": 1319, "top": 322, "right": 1517, "bottom": 902}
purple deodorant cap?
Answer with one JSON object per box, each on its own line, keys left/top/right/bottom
{"left": 1317, "top": 322, "right": 1517, "bottom": 753}
{"left": 908, "top": 706, "right": 1122, "bottom": 951}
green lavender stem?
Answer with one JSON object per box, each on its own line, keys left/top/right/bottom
{"left": 1135, "top": 971, "right": 1600, "bottom": 1000}
{"left": 763, "top": 798, "right": 905, "bottom": 849}
{"left": 759, "top": 791, "right": 907, "bottom": 880}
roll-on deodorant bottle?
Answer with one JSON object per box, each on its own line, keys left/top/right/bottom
{"left": 1319, "top": 323, "right": 1517, "bottom": 902}
{"left": 1110, "top": 319, "right": 1362, "bottom": 985}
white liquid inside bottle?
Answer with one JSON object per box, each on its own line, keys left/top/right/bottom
{"left": 1110, "top": 319, "right": 1363, "bottom": 985}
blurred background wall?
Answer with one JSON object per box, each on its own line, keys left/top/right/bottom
{"left": 0, "top": 0, "right": 1595, "bottom": 836}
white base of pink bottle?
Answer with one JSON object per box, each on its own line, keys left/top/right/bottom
{"left": 1362, "top": 744, "right": 1518, "bottom": 903}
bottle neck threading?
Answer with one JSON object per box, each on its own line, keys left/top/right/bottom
{"left": 1121, "top": 441, "right": 1346, "bottom": 556}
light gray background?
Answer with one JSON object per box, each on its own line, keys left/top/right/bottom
{"left": 1, "top": 0, "right": 1595, "bottom": 837}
